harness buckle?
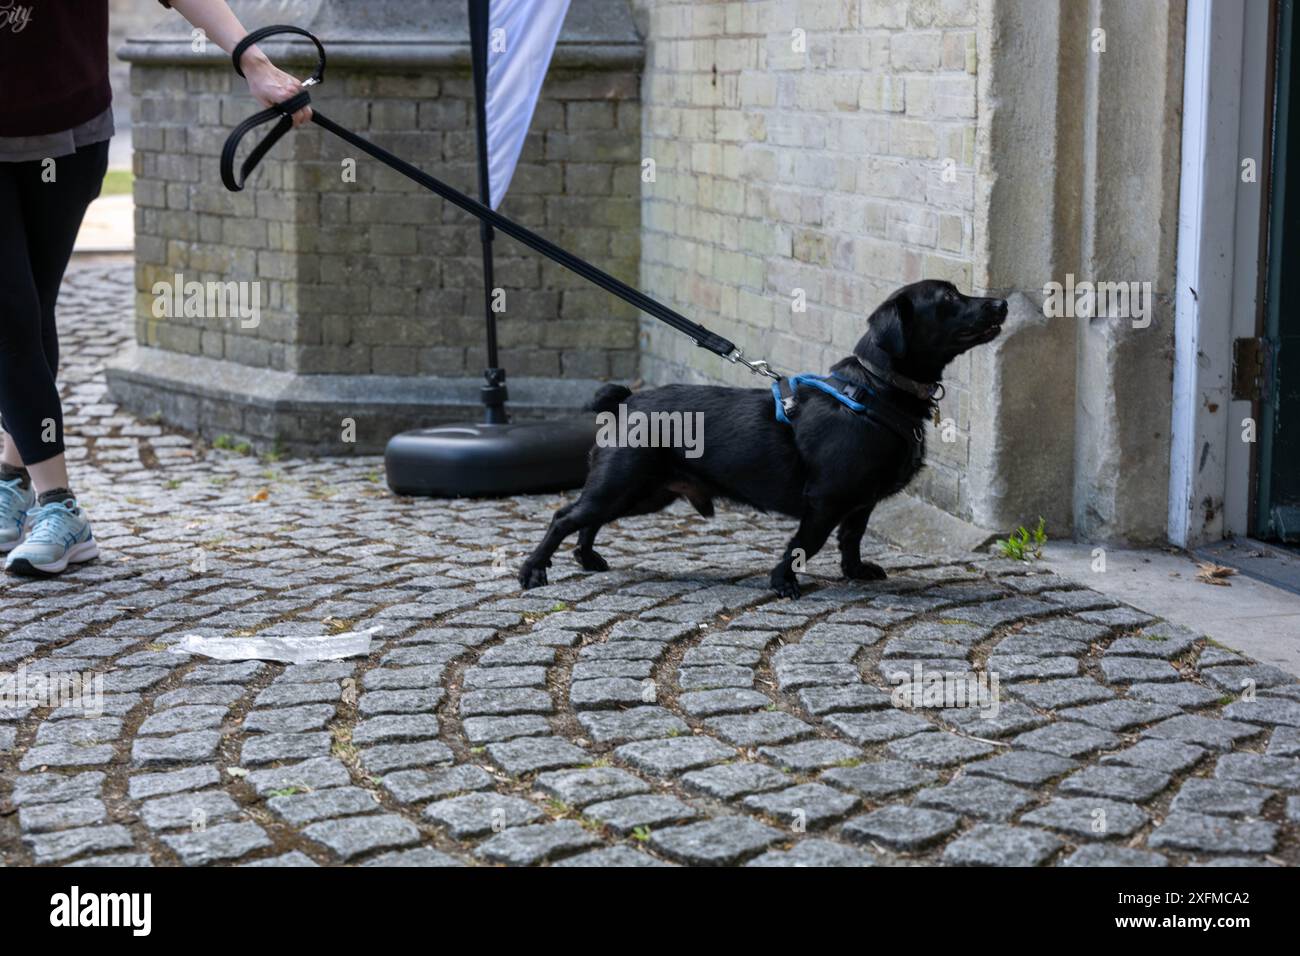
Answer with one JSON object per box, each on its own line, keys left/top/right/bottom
{"left": 302, "top": 77, "right": 320, "bottom": 88}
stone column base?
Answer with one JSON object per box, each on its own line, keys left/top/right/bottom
{"left": 105, "top": 347, "right": 606, "bottom": 456}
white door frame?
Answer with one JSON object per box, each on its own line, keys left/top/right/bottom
{"left": 1169, "top": 0, "right": 1271, "bottom": 547}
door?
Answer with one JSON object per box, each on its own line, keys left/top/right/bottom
{"left": 1260, "top": 0, "right": 1300, "bottom": 540}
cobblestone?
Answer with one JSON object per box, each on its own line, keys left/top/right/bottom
{"left": 1020, "top": 798, "right": 1150, "bottom": 840}
{"left": 476, "top": 820, "right": 602, "bottom": 865}
{"left": 140, "top": 791, "right": 242, "bottom": 831}
{"left": 821, "top": 760, "right": 939, "bottom": 797}
{"left": 585, "top": 794, "right": 700, "bottom": 833}
{"left": 842, "top": 806, "right": 960, "bottom": 851}
{"left": 942, "top": 824, "right": 1062, "bottom": 866}
{"left": 162, "top": 823, "right": 273, "bottom": 866}
{"left": 742, "top": 782, "right": 860, "bottom": 828}
{"left": 914, "top": 776, "right": 1037, "bottom": 822}
{"left": 746, "top": 839, "right": 876, "bottom": 867}
{"left": 1058, "top": 763, "right": 1173, "bottom": 803}
{"left": 1169, "top": 779, "right": 1270, "bottom": 817}
{"left": 1148, "top": 812, "right": 1278, "bottom": 855}
{"left": 647, "top": 817, "right": 782, "bottom": 865}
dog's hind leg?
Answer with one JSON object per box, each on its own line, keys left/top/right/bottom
{"left": 770, "top": 501, "right": 841, "bottom": 599}
{"left": 836, "top": 506, "right": 886, "bottom": 581}
{"left": 571, "top": 485, "right": 678, "bottom": 572}
{"left": 573, "top": 525, "right": 609, "bottom": 572}
{"left": 521, "top": 484, "right": 650, "bottom": 589}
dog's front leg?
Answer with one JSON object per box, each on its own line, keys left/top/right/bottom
{"left": 770, "top": 504, "right": 839, "bottom": 599}
{"left": 837, "top": 507, "right": 886, "bottom": 581}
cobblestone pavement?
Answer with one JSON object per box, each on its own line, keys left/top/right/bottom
{"left": 2, "top": 260, "right": 1299, "bottom": 867}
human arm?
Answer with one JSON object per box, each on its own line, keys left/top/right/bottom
{"left": 159, "top": 0, "right": 312, "bottom": 126}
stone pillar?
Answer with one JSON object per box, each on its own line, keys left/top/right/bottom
{"left": 1070, "top": 0, "right": 1184, "bottom": 542}
{"left": 968, "top": 0, "right": 1184, "bottom": 543}
{"left": 108, "top": 0, "right": 643, "bottom": 455}
{"left": 965, "top": 0, "right": 1082, "bottom": 538}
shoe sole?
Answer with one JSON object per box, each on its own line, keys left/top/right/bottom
{"left": 6, "top": 539, "right": 99, "bottom": 577}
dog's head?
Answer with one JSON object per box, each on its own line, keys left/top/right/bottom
{"left": 859, "top": 280, "right": 1007, "bottom": 383}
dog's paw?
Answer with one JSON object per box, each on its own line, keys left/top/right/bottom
{"left": 573, "top": 547, "right": 610, "bottom": 573}
{"left": 843, "top": 560, "right": 887, "bottom": 582}
{"left": 770, "top": 569, "right": 802, "bottom": 600}
{"left": 519, "top": 564, "right": 549, "bottom": 590}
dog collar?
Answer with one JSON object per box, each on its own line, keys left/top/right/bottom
{"left": 853, "top": 345, "right": 943, "bottom": 402}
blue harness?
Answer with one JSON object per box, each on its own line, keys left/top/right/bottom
{"left": 772, "top": 368, "right": 934, "bottom": 469}
{"left": 771, "top": 373, "right": 871, "bottom": 424}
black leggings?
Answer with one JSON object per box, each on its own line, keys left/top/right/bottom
{"left": 0, "top": 139, "right": 108, "bottom": 465}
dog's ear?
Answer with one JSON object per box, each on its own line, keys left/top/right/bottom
{"left": 869, "top": 294, "right": 911, "bottom": 357}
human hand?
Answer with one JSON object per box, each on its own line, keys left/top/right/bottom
{"left": 241, "top": 48, "right": 312, "bottom": 127}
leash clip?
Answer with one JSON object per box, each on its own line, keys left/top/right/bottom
{"left": 728, "top": 349, "right": 781, "bottom": 381}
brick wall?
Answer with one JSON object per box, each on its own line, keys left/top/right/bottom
{"left": 632, "top": 0, "right": 980, "bottom": 516}
{"left": 130, "top": 61, "right": 642, "bottom": 383}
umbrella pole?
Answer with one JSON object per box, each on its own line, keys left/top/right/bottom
{"left": 380, "top": 3, "right": 601, "bottom": 499}
{"left": 469, "top": 0, "right": 508, "bottom": 424}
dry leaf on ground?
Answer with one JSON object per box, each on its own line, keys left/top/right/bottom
{"left": 1195, "top": 562, "right": 1236, "bottom": 586}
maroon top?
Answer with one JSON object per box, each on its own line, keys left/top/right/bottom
{"left": 0, "top": 1, "right": 111, "bottom": 136}
{"left": 0, "top": 1, "right": 176, "bottom": 137}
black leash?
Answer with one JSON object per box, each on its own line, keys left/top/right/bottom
{"left": 221, "top": 25, "right": 782, "bottom": 377}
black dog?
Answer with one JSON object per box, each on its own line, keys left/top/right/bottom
{"left": 520, "top": 280, "right": 1006, "bottom": 598}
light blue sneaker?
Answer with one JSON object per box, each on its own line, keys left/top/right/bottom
{"left": 0, "top": 474, "right": 35, "bottom": 553}
{"left": 5, "top": 498, "right": 99, "bottom": 576}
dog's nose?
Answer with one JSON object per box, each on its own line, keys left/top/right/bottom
{"left": 991, "top": 299, "right": 1008, "bottom": 319}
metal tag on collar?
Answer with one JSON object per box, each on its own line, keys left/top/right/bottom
{"left": 929, "top": 383, "right": 945, "bottom": 425}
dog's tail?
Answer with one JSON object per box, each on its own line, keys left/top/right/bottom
{"left": 587, "top": 383, "right": 632, "bottom": 415}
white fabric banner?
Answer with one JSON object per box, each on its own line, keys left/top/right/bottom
{"left": 484, "top": 0, "right": 571, "bottom": 208}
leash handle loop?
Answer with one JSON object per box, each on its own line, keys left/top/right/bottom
{"left": 232, "top": 24, "right": 325, "bottom": 84}
{"left": 222, "top": 26, "right": 325, "bottom": 193}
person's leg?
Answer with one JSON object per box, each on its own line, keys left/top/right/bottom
{"left": 14, "top": 140, "right": 108, "bottom": 494}
{"left": 24, "top": 452, "right": 72, "bottom": 496}
{"left": 1, "top": 429, "right": 23, "bottom": 467}
{"left": 2, "top": 142, "right": 107, "bottom": 574}
{"left": 0, "top": 162, "right": 44, "bottom": 551}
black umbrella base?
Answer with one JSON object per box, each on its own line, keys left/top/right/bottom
{"left": 384, "top": 419, "right": 596, "bottom": 497}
